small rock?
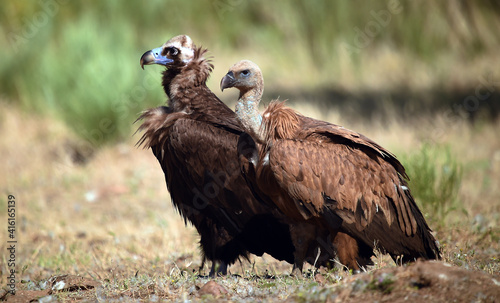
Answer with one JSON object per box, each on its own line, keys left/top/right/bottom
{"left": 37, "top": 295, "right": 55, "bottom": 303}
{"left": 198, "top": 280, "right": 228, "bottom": 297}
{"left": 49, "top": 274, "right": 100, "bottom": 292}
{"left": 314, "top": 273, "right": 326, "bottom": 285}
{"left": 84, "top": 190, "right": 98, "bottom": 203}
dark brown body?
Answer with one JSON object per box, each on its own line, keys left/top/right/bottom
{"left": 137, "top": 37, "right": 316, "bottom": 275}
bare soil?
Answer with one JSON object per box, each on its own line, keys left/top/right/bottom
{"left": 2, "top": 260, "right": 499, "bottom": 302}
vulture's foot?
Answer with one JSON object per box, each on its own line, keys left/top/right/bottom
{"left": 208, "top": 261, "right": 228, "bottom": 278}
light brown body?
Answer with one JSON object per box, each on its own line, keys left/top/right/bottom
{"left": 222, "top": 60, "right": 441, "bottom": 273}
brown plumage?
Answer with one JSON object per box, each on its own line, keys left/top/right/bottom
{"left": 137, "top": 36, "right": 335, "bottom": 276}
{"left": 221, "top": 60, "right": 441, "bottom": 272}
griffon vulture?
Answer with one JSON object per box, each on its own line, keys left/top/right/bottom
{"left": 220, "top": 60, "right": 441, "bottom": 272}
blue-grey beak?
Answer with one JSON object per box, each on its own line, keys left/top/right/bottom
{"left": 140, "top": 46, "right": 174, "bottom": 69}
{"left": 220, "top": 71, "right": 236, "bottom": 91}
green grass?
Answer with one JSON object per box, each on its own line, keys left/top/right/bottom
{"left": 1, "top": 1, "right": 500, "bottom": 146}
{"left": 400, "top": 143, "right": 463, "bottom": 225}
{"left": 366, "top": 272, "right": 394, "bottom": 294}
{"left": 1, "top": 12, "right": 165, "bottom": 147}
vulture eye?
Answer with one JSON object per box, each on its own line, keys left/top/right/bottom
{"left": 170, "top": 47, "right": 179, "bottom": 56}
{"left": 241, "top": 69, "right": 250, "bottom": 77}
{"left": 163, "top": 47, "right": 179, "bottom": 57}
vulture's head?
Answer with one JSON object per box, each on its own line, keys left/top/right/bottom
{"left": 140, "top": 35, "right": 195, "bottom": 70}
{"left": 220, "top": 60, "right": 263, "bottom": 95}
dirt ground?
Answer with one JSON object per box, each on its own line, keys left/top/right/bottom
{"left": 2, "top": 260, "right": 499, "bottom": 302}
{"left": 1, "top": 103, "right": 499, "bottom": 302}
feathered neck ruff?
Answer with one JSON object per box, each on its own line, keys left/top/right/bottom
{"left": 161, "top": 47, "right": 214, "bottom": 110}
{"left": 262, "top": 101, "right": 301, "bottom": 142}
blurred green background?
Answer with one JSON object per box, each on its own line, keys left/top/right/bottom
{"left": 1, "top": 0, "right": 499, "bottom": 147}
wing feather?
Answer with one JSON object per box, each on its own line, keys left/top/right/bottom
{"left": 268, "top": 138, "right": 417, "bottom": 236}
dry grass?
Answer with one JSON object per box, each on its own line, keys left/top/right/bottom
{"left": 1, "top": 101, "right": 499, "bottom": 302}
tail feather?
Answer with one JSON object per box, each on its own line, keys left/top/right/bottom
{"left": 324, "top": 204, "right": 440, "bottom": 263}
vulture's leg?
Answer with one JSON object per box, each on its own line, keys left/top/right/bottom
{"left": 290, "top": 223, "right": 316, "bottom": 278}
{"left": 216, "top": 261, "right": 228, "bottom": 276}
{"left": 199, "top": 256, "right": 206, "bottom": 273}
{"left": 333, "top": 232, "right": 361, "bottom": 271}
{"left": 209, "top": 262, "right": 217, "bottom": 278}
{"left": 312, "top": 228, "right": 337, "bottom": 269}
{"left": 209, "top": 261, "right": 228, "bottom": 277}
